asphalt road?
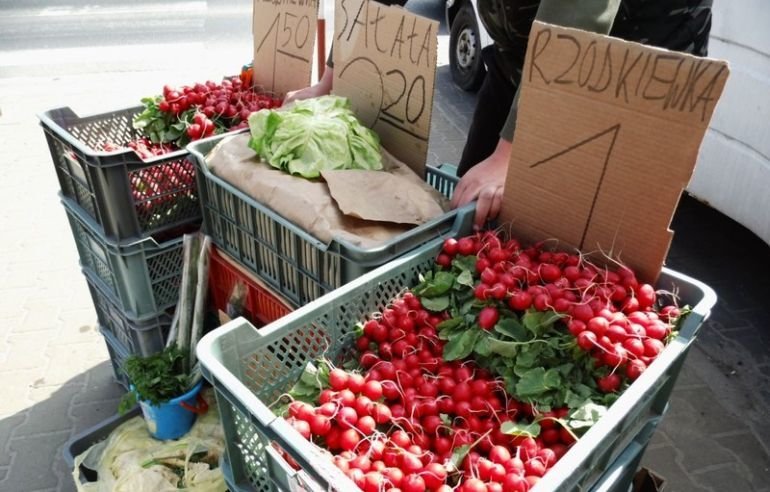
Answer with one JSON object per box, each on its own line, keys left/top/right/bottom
{"left": 0, "top": 0, "right": 448, "bottom": 79}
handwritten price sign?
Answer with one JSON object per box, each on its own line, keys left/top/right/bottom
{"left": 501, "top": 22, "right": 729, "bottom": 282}
{"left": 333, "top": 0, "right": 438, "bottom": 175}
{"left": 253, "top": 0, "right": 319, "bottom": 96}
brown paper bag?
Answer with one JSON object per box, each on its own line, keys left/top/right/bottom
{"left": 205, "top": 133, "right": 449, "bottom": 248}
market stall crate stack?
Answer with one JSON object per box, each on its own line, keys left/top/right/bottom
{"left": 39, "top": 104, "right": 201, "bottom": 388}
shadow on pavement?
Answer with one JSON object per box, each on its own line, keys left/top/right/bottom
{"left": 0, "top": 360, "right": 124, "bottom": 492}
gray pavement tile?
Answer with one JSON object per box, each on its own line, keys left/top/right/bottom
{"left": 70, "top": 362, "right": 124, "bottom": 407}
{"left": 713, "top": 433, "right": 770, "bottom": 490}
{"left": 0, "top": 414, "right": 26, "bottom": 468}
{"left": 663, "top": 386, "right": 750, "bottom": 437}
{"left": 654, "top": 389, "right": 757, "bottom": 475}
{"left": 641, "top": 444, "right": 713, "bottom": 492}
{"left": 691, "top": 465, "right": 759, "bottom": 492}
{"left": 2, "top": 430, "right": 70, "bottom": 492}
{"left": 13, "top": 384, "right": 84, "bottom": 439}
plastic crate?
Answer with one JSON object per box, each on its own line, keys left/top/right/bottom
{"left": 588, "top": 418, "right": 661, "bottom": 492}
{"left": 196, "top": 236, "right": 716, "bottom": 492}
{"left": 63, "top": 406, "right": 142, "bottom": 484}
{"left": 85, "top": 268, "right": 171, "bottom": 357}
{"left": 209, "top": 246, "right": 293, "bottom": 327}
{"left": 62, "top": 195, "right": 186, "bottom": 318}
{"left": 187, "top": 132, "right": 472, "bottom": 308}
{"left": 39, "top": 106, "right": 201, "bottom": 241}
{"left": 102, "top": 328, "right": 132, "bottom": 390}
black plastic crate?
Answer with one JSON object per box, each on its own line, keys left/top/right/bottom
{"left": 39, "top": 106, "right": 201, "bottom": 241}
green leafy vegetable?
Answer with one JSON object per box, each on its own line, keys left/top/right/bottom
{"left": 119, "top": 346, "right": 190, "bottom": 414}
{"left": 247, "top": 95, "right": 382, "bottom": 178}
{"left": 500, "top": 420, "right": 541, "bottom": 438}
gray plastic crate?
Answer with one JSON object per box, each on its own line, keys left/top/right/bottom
{"left": 102, "top": 328, "right": 132, "bottom": 390}
{"left": 84, "top": 268, "right": 171, "bottom": 357}
{"left": 63, "top": 406, "right": 142, "bottom": 484}
{"left": 39, "top": 106, "right": 201, "bottom": 241}
{"left": 187, "top": 132, "right": 472, "bottom": 308}
{"left": 196, "top": 236, "right": 716, "bottom": 491}
{"left": 62, "top": 195, "right": 185, "bottom": 318}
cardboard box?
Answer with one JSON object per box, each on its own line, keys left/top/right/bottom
{"left": 332, "top": 0, "right": 439, "bottom": 176}
{"left": 501, "top": 21, "right": 729, "bottom": 282}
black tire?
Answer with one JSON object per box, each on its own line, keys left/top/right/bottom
{"left": 449, "top": 4, "right": 486, "bottom": 92}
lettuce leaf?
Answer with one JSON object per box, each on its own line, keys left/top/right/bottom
{"left": 247, "top": 95, "right": 382, "bottom": 178}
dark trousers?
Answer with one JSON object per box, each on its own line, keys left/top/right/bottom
{"left": 457, "top": 46, "right": 517, "bottom": 177}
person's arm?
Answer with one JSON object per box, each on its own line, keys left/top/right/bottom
{"left": 499, "top": 0, "right": 621, "bottom": 141}
{"left": 452, "top": 0, "right": 621, "bottom": 229}
{"left": 284, "top": 64, "right": 334, "bottom": 104}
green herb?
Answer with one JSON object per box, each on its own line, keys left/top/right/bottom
{"left": 273, "top": 359, "right": 333, "bottom": 417}
{"left": 118, "top": 346, "right": 190, "bottom": 414}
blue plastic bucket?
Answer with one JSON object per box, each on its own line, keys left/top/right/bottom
{"left": 139, "top": 380, "right": 206, "bottom": 440}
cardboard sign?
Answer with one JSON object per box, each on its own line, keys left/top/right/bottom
{"left": 333, "top": 0, "right": 438, "bottom": 176}
{"left": 252, "top": 0, "right": 318, "bottom": 96}
{"left": 500, "top": 22, "right": 729, "bottom": 282}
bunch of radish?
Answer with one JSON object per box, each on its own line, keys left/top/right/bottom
{"left": 129, "top": 158, "right": 196, "bottom": 221}
{"left": 438, "top": 231, "right": 681, "bottom": 390}
{"left": 276, "top": 229, "right": 685, "bottom": 491}
{"left": 129, "top": 72, "right": 283, "bottom": 156}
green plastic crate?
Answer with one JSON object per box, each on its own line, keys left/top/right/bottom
{"left": 62, "top": 195, "right": 185, "bottom": 318}
{"left": 187, "top": 132, "right": 472, "bottom": 308}
{"left": 196, "top": 236, "right": 716, "bottom": 492}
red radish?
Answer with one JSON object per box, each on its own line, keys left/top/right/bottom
{"left": 509, "top": 291, "right": 533, "bottom": 311}
{"left": 502, "top": 473, "right": 528, "bottom": 492}
{"left": 290, "top": 419, "right": 311, "bottom": 439}
{"left": 462, "top": 478, "right": 488, "bottom": 492}
{"left": 329, "top": 368, "right": 349, "bottom": 391}
{"left": 422, "top": 462, "right": 447, "bottom": 489}
{"left": 348, "top": 373, "right": 366, "bottom": 393}
{"left": 625, "top": 359, "right": 647, "bottom": 380}
{"left": 524, "top": 458, "right": 546, "bottom": 477}
{"left": 339, "top": 428, "right": 360, "bottom": 451}
{"left": 442, "top": 238, "right": 459, "bottom": 256}
{"left": 357, "top": 415, "right": 377, "bottom": 435}
{"left": 489, "top": 445, "right": 512, "bottom": 464}
{"left": 478, "top": 307, "right": 500, "bottom": 330}
{"left": 643, "top": 338, "right": 665, "bottom": 357}
{"left": 457, "top": 237, "right": 476, "bottom": 256}
{"left": 309, "top": 414, "right": 332, "bottom": 436}
{"left": 597, "top": 373, "right": 622, "bottom": 393}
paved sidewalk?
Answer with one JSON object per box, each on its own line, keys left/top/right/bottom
{"left": 1, "top": 51, "right": 769, "bottom": 492}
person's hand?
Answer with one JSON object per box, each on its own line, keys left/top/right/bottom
{"left": 450, "top": 138, "right": 512, "bottom": 229}
{"left": 284, "top": 66, "right": 334, "bottom": 105}
{"left": 284, "top": 83, "right": 328, "bottom": 104}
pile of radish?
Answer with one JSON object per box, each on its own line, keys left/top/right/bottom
{"left": 276, "top": 230, "right": 686, "bottom": 491}
{"left": 132, "top": 73, "right": 282, "bottom": 150}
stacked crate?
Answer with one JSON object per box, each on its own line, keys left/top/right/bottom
{"left": 39, "top": 105, "right": 202, "bottom": 388}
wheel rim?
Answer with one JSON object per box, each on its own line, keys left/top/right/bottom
{"left": 455, "top": 27, "right": 478, "bottom": 70}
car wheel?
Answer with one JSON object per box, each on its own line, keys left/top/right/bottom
{"left": 449, "top": 4, "right": 486, "bottom": 92}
